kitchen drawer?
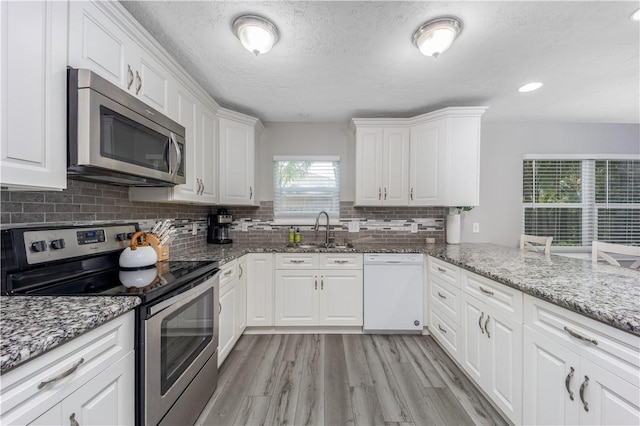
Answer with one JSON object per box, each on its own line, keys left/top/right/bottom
{"left": 430, "top": 276, "right": 461, "bottom": 324}
{"left": 428, "top": 256, "right": 460, "bottom": 288}
{"left": 219, "top": 259, "right": 238, "bottom": 289}
{"left": 524, "top": 294, "right": 640, "bottom": 388}
{"left": 429, "top": 305, "right": 462, "bottom": 363}
{"left": 461, "top": 270, "right": 523, "bottom": 319}
{"left": 275, "top": 253, "right": 319, "bottom": 269}
{"left": 319, "top": 253, "right": 363, "bottom": 269}
{"left": 0, "top": 311, "right": 134, "bottom": 424}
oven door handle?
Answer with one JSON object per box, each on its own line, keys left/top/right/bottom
{"left": 149, "top": 271, "right": 219, "bottom": 317}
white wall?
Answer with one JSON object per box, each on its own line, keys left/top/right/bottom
{"left": 257, "top": 122, "right": 355, "bottom": 201}
{"left": 462, "top": 122, "right": 640, "bottom": 247}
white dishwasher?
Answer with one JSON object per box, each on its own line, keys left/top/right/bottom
{"left": 363, "top": 253, "right": 423, "bottom": 333}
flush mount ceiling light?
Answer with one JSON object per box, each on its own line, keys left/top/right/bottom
{"left": 632, "top": 9, "right": 640, "bottom": 21}
{"left": 412, "top": 17, "right": 462, "bottom": 58}
{"left": 232, "top": 14, "right": 279, "bottom": 56}
{"left": 518, "top": 82, "right": 543, "bottom": 93}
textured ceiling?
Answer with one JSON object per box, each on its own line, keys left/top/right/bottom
{"left": 121, "top": 1, "right": 640, "bottom": 123}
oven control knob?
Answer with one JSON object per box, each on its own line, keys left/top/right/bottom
{"left": 30, "top": 240, "right": 47, "bottom": 252}
{"left": 50, "top": 239, "right": 65, "bottom": 250}
{"left": 116, "top": 233, "right": 128, "bottom": 241}
{"left": 126, "top": 232, "right": 135, "bottom": 239}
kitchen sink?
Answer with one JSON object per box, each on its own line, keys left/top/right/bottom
{"left": 285, "top": 243, "right": 354, "bottom": 249}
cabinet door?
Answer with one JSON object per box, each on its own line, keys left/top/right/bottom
{"left": 483, "top": 309, "right": 523, "bottom": 424}
{"left": 135, "top": 51, "right": 170, "bottom": 113}
{"left": 171, "top": 86, "right": 200, "bottom": 201}
{"left": 61, "top": 351, "right": 135, "bottom": 426}
{"left": 29, "top": 405, "right": 62, "bottom": 426}
{"left": 1, "top": 0, "right": 67, "bottom": 190}
{"left": 355, "top": 128, "right": 383, "bottom": 205}
{"left": 318, "top": 270, "right": 363, "bottom": 326}
{"left": 382, "top": 128, "right": 410, "bottom": 205}
{"left": 274, "top": 270, "right": 318, "bottom": 326}
{"left": 579, "top": 358, "right": 640, "bottom": 426}
{"left": 446, "top": 115, "right": 481, "bottom": 206}
{"left": 218, "top": 283, "right": 237, "bottom": 367}
{"left": 246, "top": 254, "right": 274, "bottom": 326}
{"left": 219, "top": 117, "right": 255, "bottom": 205}
{"left": 523, "top": 326, "right": 581, "bottom": 426}
{"left": 460, "top": 295, "right": 485, "bottom": 385}
{"left": 199, "top": 106, "right": 218, "bottom": 203}
{"left": 409, "top": 120, "right": 446, "bottom": 205}
{"left": 236, "top": 256, "right": 248, "bottom": 335}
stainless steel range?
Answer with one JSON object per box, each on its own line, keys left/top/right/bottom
{"left": 1, "top": 223, "right": 220, "bottom": 426}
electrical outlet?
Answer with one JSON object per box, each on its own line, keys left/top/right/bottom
{"left": 348, "top": 222, "right": 360, "bottom": 233}
{"left": 473, "top": 222, "right": 480, "bottom": 233}
{"left": 241, "top": 221, "right": 249, "bottom": 232}
{"left": 410, "top": 223, "right": 419, "bottom": 233}
{"left": 191, "top": 223, "right": 197, "bottom": 236}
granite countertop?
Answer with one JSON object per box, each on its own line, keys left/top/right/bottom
{"left": 0, "top": 296, "right": 140, "bottom": 373}
{"left": 175, "top": 242, "right": 640, "bottom": 336}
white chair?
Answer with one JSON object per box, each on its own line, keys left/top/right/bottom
{"left": 591, "top": 241, "right": 640, "bottom": 269}
{"left": 520, "top": 234, "right": 553, "bottom": 254}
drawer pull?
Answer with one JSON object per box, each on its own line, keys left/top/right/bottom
{"left": 579, "top": 375, "right": 589, "bottom": 412}
{"left": 290, "top": 259, "right": 305, "bottom": 264}
{"left": 484, "top": 315, "right": 491, "bottom": 338}
{"left": 563, "top": 326, "right": 598, "bottom": 345}
{"left": 438, "top": 324, "right": 447, "bottom": 333}
{"left": 437, "top": 267, "right": 447, "bottom": 273}
{"left": 224, "top": 269, "right": 233, "bottom": 276}
{"left": 334, "top": 260, "right": 349, "bottom": 264}
{"left": 565, "top": 367, "right": 575, "bottom": 401}
{"left": 70, "top": 412, "right": 80, "bottom": 426}
{"left": 38, "top": 358, "right": 85, "bottom": 389}
{"left": 479, "top": 286, "right": 494, "bottom": 296}
{"left": 437, "top": 292, "right": 447, "bottom": 299}
{"left": 479, "top": 312, "right": 485, "bottom": 334}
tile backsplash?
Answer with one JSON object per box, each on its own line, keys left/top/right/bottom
{"left": 1, "top": 181, "right": 445, "bottom": 256}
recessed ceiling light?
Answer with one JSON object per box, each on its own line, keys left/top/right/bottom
{"left": 518, "top": 82, "right": 543, "bottom": 93}
{"left": 632, "top": 9, "right": 640, "bottom": 21}
{"left": 232, "top": 15, "right": 279, "bottom": 56}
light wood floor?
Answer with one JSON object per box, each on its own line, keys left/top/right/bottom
{"left": 197, "top": 334, "right": 508, "bottom": 426}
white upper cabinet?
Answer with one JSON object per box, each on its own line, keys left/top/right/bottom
{"left": 355, "top": 127, "right": 409, "bottom": 205}
{"left": 0, "top": 0, "right": 68, "bottom": 190}
{"left": 218, "top": 110, "right": 262, "bottom": 206}
{"left": 353, "top": 107, "right": 488, "bottom": 207}
{"left": 68, "top": 1, "right": 170, "bottom": 113}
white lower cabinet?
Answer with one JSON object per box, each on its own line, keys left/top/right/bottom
{"left": 523, "top": 295, "right": 640, "bottom": 426}
{"left": 218, "top": 260, "right": 238, "bottom": 366}
{"left": 237, "top": 255, "right": 248, "bottom": 335}
{"left": 0, "top": 312, "right": 135, "bottom": 426}
{"left": 246, "top": 253, "right": 274, "bottom": 327}
{"left": 274, "top": 254, "right": 363, "bottom": 327}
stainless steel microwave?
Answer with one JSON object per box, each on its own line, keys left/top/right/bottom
{"left": 67, "top": 67, "right": 186, "bottom": 186}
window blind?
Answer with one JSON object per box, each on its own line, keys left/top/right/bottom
{"left": 522, "top": 158, "right": 639, "bottom": 248}
{"left": 273, "top": 158, "right": 340, "bottom": 219}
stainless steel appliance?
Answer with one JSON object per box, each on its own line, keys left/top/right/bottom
{"left": 1, "top": 223, "right": 219, "bottom": 426}
{"left": 67, "top": 67, "right": 186, "bottom": 187}
{"left": 207, "top": 208, "right": 233, "bottom": 244}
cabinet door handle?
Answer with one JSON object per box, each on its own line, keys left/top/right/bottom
{"left": 69, "top": 412, "right": 80, "bottom": 426}
{"left": 478, "top": 312, "right": 484, "bottom": 334}
{"left": 238, "top": 264, "right": 243, "bottom": 278}
{"left": 249, "top": 186, "right": 253, "bottom": 199}
{"left": 479, "top": 286, "right": 494, "bottom": 296}
{"left": 563, "top": 326, "right": 598, "bottom": 345}
{"left": 484, "top": 315, "right": 491, "bottom": 338}
{"left": 127, "top": 65, "right": 134, "bottom": 89}
{"left": 437, "top": 267, "right": 447, "bottom": 273}
{"left": 565, "top": 367, "right": 575, "bottom": 401}
{"left": 384, "top": 187, "right": 387, "bottom": 200}
{"left": 314, "top": 278, "right": 317, "bottom": 290}
{"left": 219, "top": 302, "right": 222, "bottom": 314}
{"left": 224, "top": 269, "right": 233, "bottom": 276}
{"left": 410, "top": 187, "right": 414, "bottom": 201}
{"left": 579, "top": 375, "right": 589, "bottom": 412}
{"left": 437, "top": 292, "right": 447, "bottom": 299}
{"left": 321, "top": 276, "right": 324, "bottom": 290}
{"left": 38, "top": 358, "right": 85, "bottom": 389}
{"left": 135, "top": 70, "right": 142, "bottom": 95}
{"left": 378, "top": 188, "right": 382, "bottom": 200}
{"left": 334, "top": 260, "right": 349, "bottom": 264}
{"left": 438, "top": 324, "right": 447, "bottom": 333}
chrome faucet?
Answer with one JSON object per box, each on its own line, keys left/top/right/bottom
{"left": 314, "top": 211, "right": 330, "bottom": 245}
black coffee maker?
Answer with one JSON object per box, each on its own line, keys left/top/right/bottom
{"left": 207, "top": 208, "right": 233, "bottom": 244}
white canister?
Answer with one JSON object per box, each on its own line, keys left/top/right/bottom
{"left": 446, "top": 214, "right": 461, "bottom": 245}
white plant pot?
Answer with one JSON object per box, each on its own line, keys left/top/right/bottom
{"left": 446, "top": 214, "right": 461, "bottom": 245}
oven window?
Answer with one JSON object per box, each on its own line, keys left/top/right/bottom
{"left": 100, "top": 106, "right": 170, "bottom": 173}
{"left": 161, "top": 288, "right": 213, "bottom": 394}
